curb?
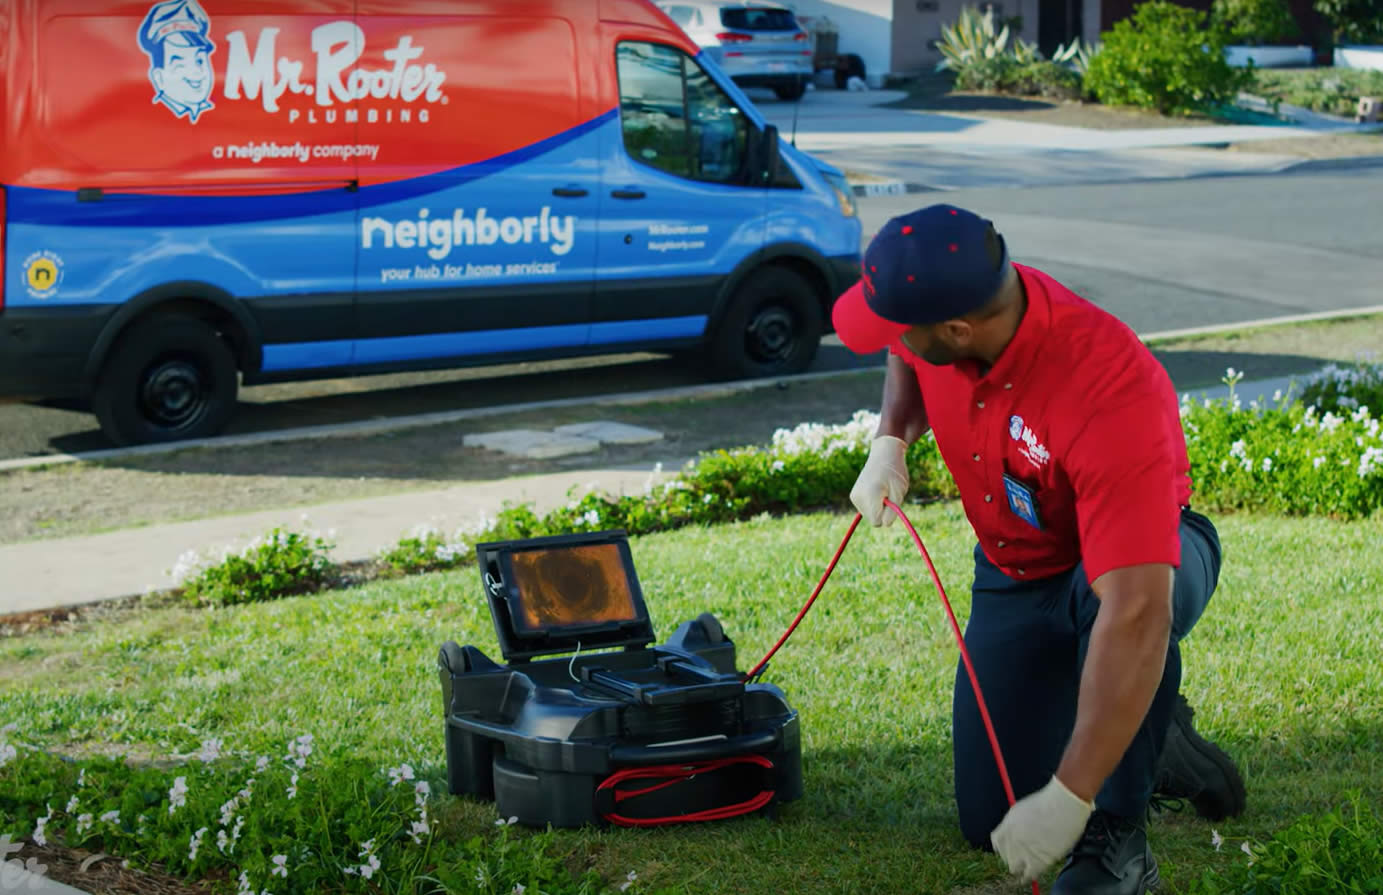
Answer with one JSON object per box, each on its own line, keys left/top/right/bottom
{"left": 2, "top": 864, "right": 92, "bottom": 895}
{"left": 1282, "top": 152, "right": 1383, "bottom": 173}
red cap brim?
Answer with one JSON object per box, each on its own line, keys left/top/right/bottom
{"left": 832, "top": 281, "right": 908, "bottom": 355}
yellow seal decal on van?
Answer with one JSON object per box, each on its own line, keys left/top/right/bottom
{"left": 23, "top": 251, "right": 64, "bottom": 299}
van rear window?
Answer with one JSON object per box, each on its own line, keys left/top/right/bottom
{"left": 719, "top": 7, "right": 798, "bottom": 30}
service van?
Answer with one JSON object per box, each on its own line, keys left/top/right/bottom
{"left": 0, "top": 0, "right": 861, "bottom": 446}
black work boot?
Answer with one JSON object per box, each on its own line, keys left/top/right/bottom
{"left": 1051, "top": 811, "right": 1159, "bottom": 895}
{"left": 1153, "top": 693, "right": 1247, "bottom": 821}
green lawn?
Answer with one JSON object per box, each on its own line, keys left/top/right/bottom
{"left": 1249, "top": 66, "right": 1383, "bottom": 117}
{"left": 3, "top": 504, "right": 1382, "bottom": 893}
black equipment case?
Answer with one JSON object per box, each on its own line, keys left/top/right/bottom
{"left": 437, "top": 529, "right": 803, "bottom": 828}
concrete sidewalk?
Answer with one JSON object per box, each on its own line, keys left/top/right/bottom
{"left": 0, "top": 464, "right": 677, "bottom": 615}
{"left": 2, "top": 864, "right": 90, "bottom": 895}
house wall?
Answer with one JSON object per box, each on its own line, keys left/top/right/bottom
{"left": 890, "top": 0, "right": 1041, "bottom": 73}
{"left": 779, "top": 0, "right": 897, "bottom": 85}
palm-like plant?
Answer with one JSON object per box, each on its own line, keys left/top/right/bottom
{"left": 935, "top": 5, "right": 1013, "bottom": 72}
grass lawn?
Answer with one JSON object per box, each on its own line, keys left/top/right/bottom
{"left": 1250, "top": 67, "right": 1383, "bottom": 118}
{"left": 3, "top": 503, "right": 1382, "bottom": 893}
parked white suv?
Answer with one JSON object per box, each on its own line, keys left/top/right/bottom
{"left": 657, "top": 2, "right": 814, "bottom": 100}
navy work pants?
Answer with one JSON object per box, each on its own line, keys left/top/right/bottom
{"left": 952, "top": 507, "right": 1222, "bottom": 849}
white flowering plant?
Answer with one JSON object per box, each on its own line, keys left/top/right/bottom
{"left": 1297, "top": 359, "right": 1383, "bottom": 418}
{"left": 457, "top": 412, "right": 955, "bottom": 547}
{"left": 176, "top": 527, "right": 338, "bottom": 607}
{"left": 0, "top": 734, "right": 658, "bottom": 895}
{"left": 1179, "top": 790, "right": 1381, "bottom": 895}
{"left": 377, "top": 523, "right": 473, "bottom": 577}
{"left": 1182, "top": 370, "right": 1383, "bottom": 519}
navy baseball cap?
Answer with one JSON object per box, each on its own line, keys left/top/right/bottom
{"left": 833, "top": 204, "right": 1011, "bottom": 354}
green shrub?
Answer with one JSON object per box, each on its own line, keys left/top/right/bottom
{"left": 1009, "top": 60, "right": 1084, "bottom": 99}
{"left": 1084, "top": 1, "right": 1255, "bottom": 116}
{"left": 953, "top": 54, "right": 1022, "bottom": 91}
{"left": 1252, "top": 67, "right": 1383, "bottom": 116}
{"left": 175, "top": 526, "right": 337, "bottom": 606}
{"left": 0, "top": 744, "right": 656, "bottom": 895}
{"left": 1314, "top": 0, "right": 1383, "bottom": 44}
{"left": 1212, "top": 0, "right": 1302, "bottom": 44}
{"left": 377, "top": 524, "right": 470, "bottom": 578}
{"left": 1181, "top": 791, "right": 1383, "bottom": 894}
{"left": 1181, "top": 371, "right": 1383, "bottom": 519}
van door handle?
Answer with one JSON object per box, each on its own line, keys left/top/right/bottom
{"left": 611, "top": 189, "right": 646, "bottom": 200}
{"left": 552, "top": 186, "right": 588, "bottom": 198}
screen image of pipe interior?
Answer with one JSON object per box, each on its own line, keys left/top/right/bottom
{"left": 438, "top": 529, "right": 804, "bottom": 827}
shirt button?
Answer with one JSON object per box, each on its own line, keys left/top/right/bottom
{"left": 1018, "top": 569, "right": 1027, "bottom": 576}
{"left": 973, "top": 453, "right": 981, "bottom": 461}
{"left": 1004, "top": 383, "right": 1013, "bottom": 390}
{"left": 998, "top": 541, "right": 1006, "bottom": 548}
{"left": 984, "top": 494, "right": 992, "bottom": 503}
{"left": 977, "top": 400, "right": 986, "bottom": 408}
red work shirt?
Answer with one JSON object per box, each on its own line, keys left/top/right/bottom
{"left": 891, "top": 263, "right": 1192, "bottom": 583}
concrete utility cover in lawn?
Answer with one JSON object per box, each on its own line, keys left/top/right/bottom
{"left": 553, "top": 421, "right": 664, "bottom": 445}
{"left": 462, "top": 429, "right": 602, "bottom": 459}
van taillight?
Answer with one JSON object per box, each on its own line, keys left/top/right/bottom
{"left": 716, "top": 32, "right": 751, "bottom": 43}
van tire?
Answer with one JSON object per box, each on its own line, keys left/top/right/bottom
{"left": 92, "top": 316, "right": 239, "bottom": 447}
{"left": 834, "top": 54, "right": 866, "bottom": 89}
{"left": 773, "top": 79, "right": 807, "bottom": 101}
{"left": 707, "top": 266, "right": 822, "bottom": 380}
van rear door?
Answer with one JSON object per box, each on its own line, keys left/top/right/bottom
{"left": 350, "top": 4, "right": 599, "bottom": 367}
{"left": 591, "top": 33, "right": 765, "bottom": 349}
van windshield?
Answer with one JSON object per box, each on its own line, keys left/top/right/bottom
{"left": 719, "top": 7, "right": 798, "bottom": 31}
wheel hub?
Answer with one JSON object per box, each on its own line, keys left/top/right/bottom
{"left": 746, "top": 306, "right": 796, "bottom": 364}
{"left": 140, "top": 360, "right": 207, "bottom": 430}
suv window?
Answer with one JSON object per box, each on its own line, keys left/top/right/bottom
{"left": 616, "top": 41, "right": 749, "bottom": 184}
{"left": 720, "top": 7, "right": 798, "bottom": 30}
{"left": 660, "top": 4, "right": 700, "bottom": 27}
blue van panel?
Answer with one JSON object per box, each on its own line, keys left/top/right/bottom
{"left": 261, "top": 341, "right": 356, "bottom": 372}
{"left": 587, "top": 315, "right": 706, "bottom": 345}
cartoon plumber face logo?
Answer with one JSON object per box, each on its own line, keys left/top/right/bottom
{"left": 1009, "top": 415, "right": 1024, "bottom": 441}
{"left": 137, "top": 0, "right": 216, "bottom": 123}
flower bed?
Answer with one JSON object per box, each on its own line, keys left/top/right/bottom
{"left": 170, "top": 367, "right": 1383, "bottom": 603}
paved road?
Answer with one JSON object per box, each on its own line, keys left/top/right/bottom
{"left": 2, "top": 165, "right": 1379, "bottom": 460}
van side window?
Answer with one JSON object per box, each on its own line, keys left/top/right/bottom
{"left": 616, "top": 41, "right": 749, "bottom": 184}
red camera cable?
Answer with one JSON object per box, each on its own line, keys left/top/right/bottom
{"left": 745, "top": 499, "right": 1040, "bottom": 895}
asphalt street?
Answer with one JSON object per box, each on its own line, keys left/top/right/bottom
{"left": 2, "top": 165, "right": 1379, "bottom": 460}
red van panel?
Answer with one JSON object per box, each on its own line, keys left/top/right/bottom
{"left": 0, "top": 0, "right": 697, "bottom": 194}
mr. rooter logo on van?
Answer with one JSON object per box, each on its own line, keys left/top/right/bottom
{"left": 135, "top": 0, "right": 447, "bottom": 127}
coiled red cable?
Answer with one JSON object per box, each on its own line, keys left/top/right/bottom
{"left": 746, "top": 499, "right": 1040, "bottom": 895}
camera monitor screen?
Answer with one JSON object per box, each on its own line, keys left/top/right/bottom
{"left": 506, "top": 542, "right": 639, "bottom": 633}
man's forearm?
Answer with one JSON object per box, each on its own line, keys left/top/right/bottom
{"left": 1056, "top": 580, "right": 1173, "bottom": 803}
{"left": 878, "top": 353, "right": 929, "bottom": 444}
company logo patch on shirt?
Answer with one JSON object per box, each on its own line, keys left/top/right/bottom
{"left": 1009, "top": 413, "right": 1050, "bottom": 469}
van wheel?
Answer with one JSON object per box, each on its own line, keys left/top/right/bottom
{"left": 834, "top": 54, "right": 866, "bottom": 89}
{"left": 93, "top": 316, "right": 239, "bottom": 447}
{"left": 708, "top": 267, "right": 822, "bottom": 380}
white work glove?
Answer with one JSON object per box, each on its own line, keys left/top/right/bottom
{"left": 850, "top": 435, "right": 910, "bottom": 526}
{"left": 990, "top": 775, "right": 1094, "bottom": 883}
